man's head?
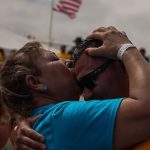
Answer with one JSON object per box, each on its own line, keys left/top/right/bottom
{"left": 74, "top": 37, "right": 83, "bottom": 46}
{"left": 140, "top": 48, "right": 146, "bottom": 56}
{"left": 0, "top": 42, "right": 81, "bottom": 117}
{"left": 73, "top": 39, "right": 129, "bottom": 100}
{"left": 60, "top": 45, "right": 66, "bottom": 53}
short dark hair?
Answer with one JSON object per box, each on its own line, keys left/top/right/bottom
{"left": 72, "top": 39, "right": 102, "bottom": 66}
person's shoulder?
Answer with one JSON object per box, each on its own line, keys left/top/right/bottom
{"left": 64, "top": 98, "right": 123, "bottom": 115}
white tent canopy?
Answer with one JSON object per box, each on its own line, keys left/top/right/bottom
{"left": 0, "top": 28, "right": 61, "bottom": 57}
{"left": 0, "top": 28, "right": 29, "bottom": 50}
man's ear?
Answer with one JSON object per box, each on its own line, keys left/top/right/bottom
{"left": 25, "top": 75, "right": 44, "bottom": 91}
{"left": 82, "top": 88, "right": 93, "bottom": 100}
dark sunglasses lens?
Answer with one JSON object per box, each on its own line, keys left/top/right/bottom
{"left": 79, "top": 78, "right": 96, "bottom": 89}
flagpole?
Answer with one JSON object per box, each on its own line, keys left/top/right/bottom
{"left": 49, "top": 0, "right": 54, "bottom": 47}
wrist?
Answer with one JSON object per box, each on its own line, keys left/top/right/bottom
{"left": 117, "top": 43, "right": 136, "bottom": 60}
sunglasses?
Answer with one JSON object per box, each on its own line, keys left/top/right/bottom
{"left": 78, "top": 60, "right": 113, "bottom": 89}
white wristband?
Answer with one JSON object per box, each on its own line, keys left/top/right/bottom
{"left": 117, "top": 43, "right": 135, "bottom": 60}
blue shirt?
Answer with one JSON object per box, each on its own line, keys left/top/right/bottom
{"left": 32, "top": 99, "right": 123, "bottom": 150}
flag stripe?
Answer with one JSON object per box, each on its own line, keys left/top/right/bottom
{"left": 61, "top": 0, "right": 81, "bottom": 7}
{"left": 53, "top": 3, "right": 63, "bottom": 11}
{"left": 53, "top": 0, "right": 82, "bottom": 18}
{"left": 63, "top": 4, "right": 79, "bottom": 11}
{"left": 61, "top": 3, "right": 80, "bottom": 11}
{"left": 55, "top": 0, "right": 81, "bottom": 11}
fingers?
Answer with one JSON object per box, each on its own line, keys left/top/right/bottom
{"left": 21, "top": 126, "right": 44, "bottom": 143}
{"left": 86, "top": 31, "right": 104, "bottom": 41}
{"left": 107, "top": 26, "right": 118, "bottom": 31}
{"left": 93, "top": 26, "right": 117, "bottom": 33}
{"left": 85, "top": 26, "right": 131, "bottom": 59}
{"left": 87, "top": 26, "right": 118, "bottom": 40}
{"left": 27, "top": 115, "right": 41, "bottom": 126}
{"left": 92, "top": 27, "right": 107, "bottom": 32}
{"left": 16, "top": 144, "right": 35, "bottom": 150}
{"left": 14, "top": 117, "right": 46, "bottom": 150}
{"left": 85, "top": 46, "right": 106, "bottom": 56}
{"left": 17, "top": 136, "right": 46, "bottom": 150}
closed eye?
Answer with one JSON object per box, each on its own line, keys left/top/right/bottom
{"left": 48, "top": 53, "right": 59, "bottom": 62}
{"left": 51, "top": 57, "right": 59, "bottom": 62}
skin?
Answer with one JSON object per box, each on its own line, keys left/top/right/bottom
{"left": 12, "top": 27, "right": 150, "bottom": 150}
{"left": 26, "top": 49, "right": 81, "bottom": 107}
{"left": 75, "top": 53, "right": 129, "bottom": 100}
{"left": 0, "top": 110, "right": 11, "bottom": 149}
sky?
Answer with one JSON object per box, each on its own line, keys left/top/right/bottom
{"left": 0, "top": 0, "right": 150, "bottom": 54}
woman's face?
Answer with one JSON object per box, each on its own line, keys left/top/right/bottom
{"left": 35, "top": 49, "right": 81, "bottom": 101}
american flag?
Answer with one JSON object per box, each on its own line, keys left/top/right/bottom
{"left": 53, "top": 0, "right": 82, "bottom": 19}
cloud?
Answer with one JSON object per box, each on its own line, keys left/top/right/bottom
{"left": 0, "top": 0, "right": 150, "bottom": 55}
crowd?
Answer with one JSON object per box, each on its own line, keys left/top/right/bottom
{"left": 56, "top": 37, "right": 83, "bottom": 60}
{"left": 1, "top": 26, "right": 150, "bottom": 150}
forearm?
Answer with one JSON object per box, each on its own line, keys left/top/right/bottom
{"left": 85, "top": 26, "right": 150, "bottom": 149}
{"left": 122, "top": 47, "right": 150, "bottom": 101}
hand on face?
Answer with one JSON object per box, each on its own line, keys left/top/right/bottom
{"left": 11, "top": 115, "right": 46, "bottom": 150}
{"left": 85, "top": 26, "right": 131, "bottom": 59}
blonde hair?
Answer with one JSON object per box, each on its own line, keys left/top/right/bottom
{"left": 0, "top": 41, "right": 43, "bottom": 118}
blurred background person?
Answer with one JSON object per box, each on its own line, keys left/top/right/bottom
{"left": 0, "top": 48, "right": 5, "bottom": 61}
{"left": 74, "top": 37, "right": 83, "bottom": 47}
{"left": 0, "top": 48, "right": 5, "bottom": 69}
{"left": 139, "top": 47, "right": 149, "bottom": 62}
{"left": 57, "top": 44, "right": 71, "bottom": 59}
{"left": 67, "top": 37, "right": 83, "bottom": 60}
